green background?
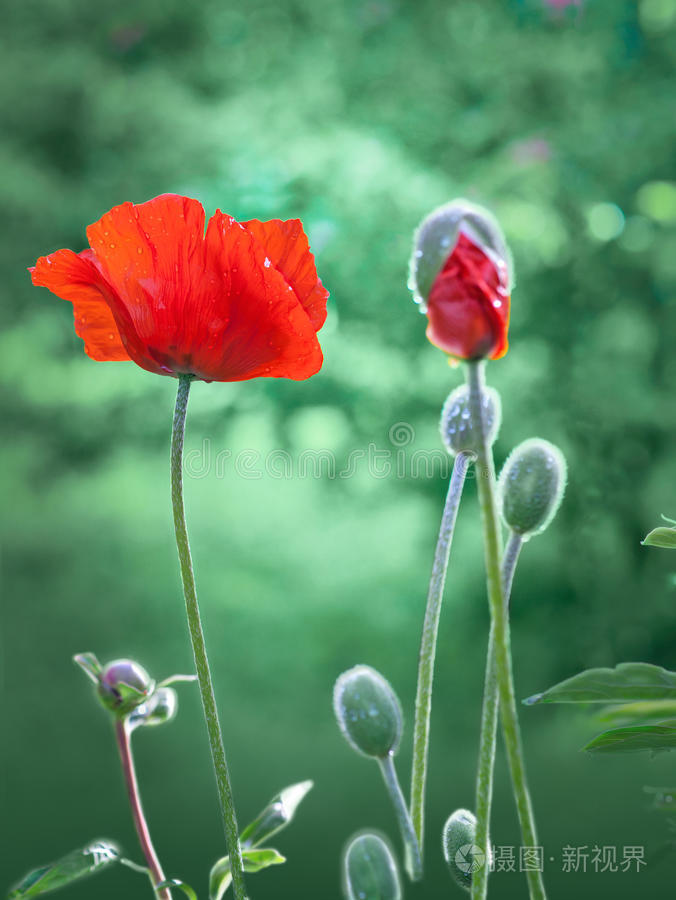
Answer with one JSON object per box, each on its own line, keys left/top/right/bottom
{"left": 2, "top": 0, "right": 676, "bottom": 897}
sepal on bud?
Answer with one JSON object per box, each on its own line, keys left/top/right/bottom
{"left": 497, "top": 438, "right": 567, "bottom": 539}
{"left": 342, "top": 832, "right": 402, "bottom": 900}
{"left": 127, "top": 687, "right": 178, "bottom": 731}
{"left": 440, "top": 384, "right": 501, "bottom": 456}
{"left": 410, "top": 200, "right": 512, "bottom": 307}
{"left": 334, "top": 665, "right": 403, "bottom": 759}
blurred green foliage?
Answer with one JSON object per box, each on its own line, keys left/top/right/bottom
{"left": 2, "top": 0, "right": 676, "bottom": 897}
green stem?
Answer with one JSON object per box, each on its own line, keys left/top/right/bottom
{"left": 466, "top": 361, "right": 546, "bottom": 900}
{"left": 171, "top": 375, "right": 247, "bottom": 900}
{"left": 472, "top": 530, "right": 523, "bottom": 900}
{"left": 378, "top": 754, "right": 423, "bottom": 881}
{"left": 410, "top": 450, "right": 473, "bottom": 861}
{"left": 114, "top": 719, "right": 172, "bottom": 900}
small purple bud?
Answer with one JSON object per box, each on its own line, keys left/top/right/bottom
{"left": 97, "top": 659, "right": 155, "bottom": 716}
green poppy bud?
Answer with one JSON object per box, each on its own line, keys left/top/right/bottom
{"left": 440, "top": 384, "right": 501, "bottom": 456}
{"left": 97, "top": 659, "right": 155, "bottom": 716}
{"left": 442, "top": 809, "right": 489, "bottom": 893}
{"left": 497, "top": 438, "right": 567, "bottom": 539}
{"left": 409, "top": 199, "right": 513, "bottom": 314}
{"left": 334, "top": 665, "right": 403, "bottom": 759}
{"left": 343, "top": 832, "right": 402, "bottom": 900}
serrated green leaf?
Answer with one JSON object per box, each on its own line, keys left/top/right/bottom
{"left": 239, "top": 780, "right": 313, "bottom": 848}
{"left": 585, "top": 722, "right": 676, "bottom": 754}
{"left": 155, "top": 879, "right": 198, "bottom": 900}
{"left": 209, "top": 848, "right": 286, "bottom": 900}
{"left": 524, "top": 663, "right": 676, "bottom": 706}
{"left": 599, "top": 699, "right": 676, "bottom": 725}
{"left": 642, "top": 526, "right": 676, "bottom": 549}
{"left": 8, "top": 841, "right": 119, "bottom": 898}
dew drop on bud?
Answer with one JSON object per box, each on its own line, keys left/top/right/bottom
{"left": 333, "top": 665, "right": 403, "bottom": 759}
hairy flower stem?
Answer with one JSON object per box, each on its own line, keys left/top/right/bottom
{"left": 410, "top": 451, "right": 473, "bottom": 862}
{"left": 171, "top": 375, "right": 247, "bottom": 900}
{"left": 379, "top": 754, "right": 423, "bottom": 881}
{"left": 466, "top": 361, "right": 546, "bottom": 900}
{"left": 472, "top": 530, "right": 523, "bottom": 900}
{"left": 114, "top": 719, "right": 171, "bottom": 900}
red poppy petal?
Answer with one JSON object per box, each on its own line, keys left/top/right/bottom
{"left": 30, "top": 249, "right": 130, "bottom": 361}
{"left": 85, "top": 195, "right": 207, "bottom": 356}
{"left": 200, "top": 212, "right": 323, "bottom": 381}
{"left": 243, "top": 218, "right": 328, "bottom": 331}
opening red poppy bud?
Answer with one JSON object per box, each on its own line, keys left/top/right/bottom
{"left": 409, "top": 200, "right": 512, "bottom": 362}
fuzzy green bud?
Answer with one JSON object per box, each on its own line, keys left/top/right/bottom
{"left": 409, "top": 199, "right": 513, "bottom": 312}
{"left": 333, "top": 665, "right": 403, "bottom": 759}
{"left": 442, "top": 809, "right": 489, "bottom": 893}
{"left": 343, "top": 832, "right": 402, "bottom": 900}
{"left": 440, "top": 384, "right": 501, "bottom": 456}
{"left": 97, "top": 659, "right": 155, "bottom": 716}
{"left": 498, "top": 438, "right": 567, "bottom": 539}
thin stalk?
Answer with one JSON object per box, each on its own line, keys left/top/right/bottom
{"left": 378, "top": 754, "right": 423, "bottom": 881}
{"left": 472, "top": 530, "right": 523, "bottom": 900}
{"left": 502, "top": 531, "right": 523, "bottom": 600}
{"left": 114, "top": 719, "right": 171, "bottom": 900}
{"left": 171, "top": 375, "right": 247, "bottom": 900}
{"left": 466, "top": 361, "right": 546, "bottom": 900}
{"left": 410, "top": 450, "right": 473, "bottom": 859}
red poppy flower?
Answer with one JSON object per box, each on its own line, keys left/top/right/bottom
{"left": 30, "top": 194, "right": 328, "bottom": 382}
{"left": 425, "top": 231, "right": 510, "bottom": 362}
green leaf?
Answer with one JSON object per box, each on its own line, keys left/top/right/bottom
{"left": 209, "top": 857, "right": 232, "bottom": 900}
{"left": 239, "top": 780, "right": 313, "bottom": 848}
{"left": 524, "top": 662, "right": 676, "bottom": 705}
{"left": 155, "top": 879, "right": 198, "bottom": 900}
{"left": 209, "top": 848, "right": 286, "bottom": 900}
{"left": 599, "top": 699, "right": 676, "bottom": 725}
{"left": 8, "top": 841, "right": 119, "bottom": 898}
{"left": 584, "top": 722, "right": 676, "bottom": 754}
{"left": 73, "top": 653, "right": 103, "bottom": 684}
{"left": 642, "top": 526, "right": 676, "bottom": 549}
